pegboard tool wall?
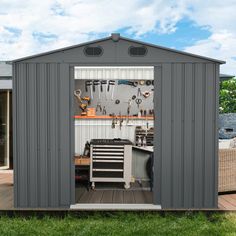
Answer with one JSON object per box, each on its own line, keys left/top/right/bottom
{"left": 74, "top": 79, "right": 154, "bottom": 116}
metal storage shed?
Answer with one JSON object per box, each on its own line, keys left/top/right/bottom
{"left": 12, "top": 33, "right": 225, "bottom": 209}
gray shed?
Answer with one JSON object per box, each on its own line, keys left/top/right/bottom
{"left": 12, "top": 33, "right": 224, "bottom": 209}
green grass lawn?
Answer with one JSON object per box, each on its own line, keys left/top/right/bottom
{"left": 0, "top": 212, "right": 235, "bottom": 236}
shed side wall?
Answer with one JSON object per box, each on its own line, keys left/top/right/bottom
{"left": 13, "top": 63, "right": 74, "bottom": 208}
{"left": 156, "top": 63, "right": 219, "bottom": 209}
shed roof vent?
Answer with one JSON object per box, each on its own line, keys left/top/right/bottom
{"left": 84, "top": 46, "right": 103, "bottom": 56}
{"left": 129, "top": 46, "right": 147, "bottom": 56}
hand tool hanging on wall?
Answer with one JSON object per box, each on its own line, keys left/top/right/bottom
{"left": 108, "top": 80, "right": 115, "bottom": 100}
{"left": 79, "top": 103, "right": 87, "bottom": 114}
{"left": 118, "top": 80, "right": 138, "bottom": 87}
{"left": 74, "top": 89, "right": 89, "bottom": 115}
{"left": 93, "top": 80, "right": 101, "bottom": 99}
{"left": 119, "top": 112, "right": 123, "bottom": 130}
{"left": 101, "top": 80, "right": 107, "bottom": 99}
{"left": 140, "top": 109, "right": 143, "bottom": 116}
{"left": 85, "top": 81, "right": 93, "bottom": 99}
{"left": 74, "top": 89, "right": 82, "bottom": 103}
{"left": 102, "top": 106, "right": 107, "bottom": 115}
{"left": 139, "top": 80, "right": 145, "bottom": 85}
{"left": 146, "top": 80, "right": 152, "bottom": 86}
{"left": 96, "top": 102, "right": 102, "bottom": 112}
{"left": 81, "top": 96, "right": 91, "bottom": 105}
{"left": 132, "top": 95, "right": 136, "bottom": 100}
{"left": 111, "top": 113, "right": 116, "bottom": 129}
{"left": 137, "top": 88, "right": 142, "bottom": 97}
{"left": 125, "top": 99, "right": 132, "bottom": 124}
{"left": 142, "top": 91, "right": 152, "bottom": 98}
{"left": 135, "top": 98, "right": 142, "bottom": 108}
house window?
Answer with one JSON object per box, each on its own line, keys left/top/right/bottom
{"left": 129, "top": 46, "right": 147, "bottom": 56}
{"left": 84, "top": 46, "right": 103, "bottom": 56}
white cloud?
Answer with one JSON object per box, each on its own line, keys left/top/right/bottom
{"left": 0, "top": 0, "right": 235, "bottom": 74}
{"left": 184, "top": 1, "right": 236, "bottom": 74}
{"left": 0, "top": 0, "right": 189, "bottom": 60}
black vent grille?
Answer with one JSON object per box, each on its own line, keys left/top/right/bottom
{"left": 84, "top": 46, "right": 103, "bottom": 56}
{"left": 129, "top": 46, "right": 147, "bottom": 56}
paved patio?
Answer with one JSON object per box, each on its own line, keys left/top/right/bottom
{"left": 0, "top": 171, "right": 235, "bottom": 210}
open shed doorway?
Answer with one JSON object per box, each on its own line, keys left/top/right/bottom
{"left": 73, "top": 66, "right": 155, "bottom": 206}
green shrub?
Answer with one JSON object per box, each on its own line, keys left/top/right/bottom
{"left": 220, "top": 78, "right": 236, "bottom": 113}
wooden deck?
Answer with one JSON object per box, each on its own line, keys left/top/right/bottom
{"left": 1, "top": 171, "right": 236, "bottom": 210}
{"left": 218, "top": 193, "right": 236, "bottom": 210}
{"left": 0, "top": 170, "right": 13, "bottom": 209}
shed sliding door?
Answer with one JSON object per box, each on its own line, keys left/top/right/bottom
{"left": 13, "top": 63, "right": 74, "bottom": 208}
{"left": 155, "top": 63, "right": 219, "bottom": 209}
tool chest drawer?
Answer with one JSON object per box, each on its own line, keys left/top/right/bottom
{"left": 93, "top": 171, "right": 123, "bottom": 178}
{"left": 93, "top": 162, "right": 124, "bottom": 170}
{"left": 90, "top": 139, "right": 132, "bottom": 189}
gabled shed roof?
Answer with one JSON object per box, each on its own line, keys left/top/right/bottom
{"left": 12, "top": 34, "right": 225, "bottom": 64}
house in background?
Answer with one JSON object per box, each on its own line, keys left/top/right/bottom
{"left": 219, "top": 74, "right": 234, "bottom": 81}
{"left": 0, "top": 62, "right": 12, "bottom": 169}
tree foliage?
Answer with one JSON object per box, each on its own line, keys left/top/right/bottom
{"left": 219, "top": 78, "right": 236, "bottom": 114}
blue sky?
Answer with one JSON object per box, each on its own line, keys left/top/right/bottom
{"left": 119, "top": 18, "right": 211, "bottom": 51}
{"left": 0, "top": 0, "right": 235, "bottom": 73}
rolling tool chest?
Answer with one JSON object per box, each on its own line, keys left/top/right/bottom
{"left": 90, "top": 139, "right": 132, "bottom": 189}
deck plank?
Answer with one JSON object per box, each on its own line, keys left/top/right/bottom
{"left": 220, "top": 195, "right": 236, "bottom": 208}
{"left": 218, "top": 195, "right": 236, "bottom": 210}
{"left": 75, "top": 187, "right": 86, "bottom": 202}
{"left": 113, "top": 190, "right": 124, "bottom": 203}
{"left": 134, "top": 191, "right": 146, "bottom": 203}
{"left": 143, "top": 191, "right": 153, "bottom": 204}
{"left": 79, "top": 190, "right": 95, "bottom": 203}
{"left": 124, "top": 191, "right": 135, "bottom": 203}
{"left": 100, "top": 190, "right": 114, "bottom": 203}
{"left": 89, "top": 190, "right": 104, "bottom": 203}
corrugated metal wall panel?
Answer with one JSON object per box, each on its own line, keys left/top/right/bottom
{"left": 154, "top": 65, "right": 162, "bottom": 205}
{"left": 183, "top": 63, "right": 194, "bottom": 208}
{"left": 13, "top": 61, "right": 219, "bottom": 209}
{"left": 74, "top": 66, "right": 154, "bottom": 80}
{"left": 204, "top": 63, "right": 216, "bottom": 208}
{"left": 157, "top": 63, "right": 219, "bottom": 209}
{"left": 172, "top": 63, "right": 184, "bottom": 208}
{"left": 48, "top": 63, "right": 60, "bottom": 207}
{"left": 160, "top": 63, "right": 172, "bottom": 207}
{"left": 74, "top": 119, "right": 154, "bottom": 154}
{"left": 28, "top": 63, "right": 38, "bottom": 207}
{"left": 193, "top": 63, "right": 204, "bottom": 207}
{"left": 13, "top": 63, "right": 73, "bottom": 208}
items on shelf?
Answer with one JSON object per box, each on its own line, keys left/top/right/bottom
{"left": 135, "top": 126, "right": 154, "bottom": 146}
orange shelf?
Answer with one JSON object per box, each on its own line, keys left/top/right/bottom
{"left": 74, "top": 115, "right": 154, "bottom": 120}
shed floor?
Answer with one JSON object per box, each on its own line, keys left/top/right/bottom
{"left": 1, "top": 171, "right": 236, "bottom": 210}
{"left": 76, "top": 187, "right": 153, "bottom": 204}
